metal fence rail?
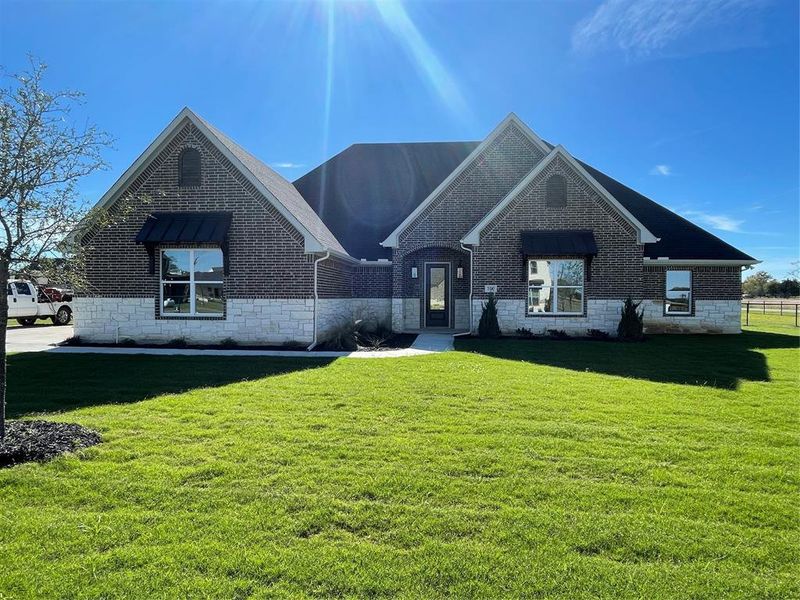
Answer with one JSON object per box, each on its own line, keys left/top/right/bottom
{"left": 742, "top": 301, "right": 800, "bottom": 327}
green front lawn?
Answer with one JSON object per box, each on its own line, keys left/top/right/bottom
{"left": 1, "top": 326, "right": 797, "bottom": 598}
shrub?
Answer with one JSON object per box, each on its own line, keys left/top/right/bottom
{"left": 478, "top": 293, "right": 501, "bottom": 338}
{"left": 516, "top": 327, "right": 534, "bottom": 338}
{"left": 118, "top": 338, "right": 138, "bottom": 347}
{"left": 323, "top": 319, "right": 360, "bottom": 351}
{"left": 167, "top": 337, "right": 188, "bottom": 348}
{"left": 61, "top": 335, "right": 82, "bottom": 346}
{"left": 547, "top": 329, "right": 570, "bottom": 340}
{"left": 617, "top": 297, "right": 644, "bottom": 341}
{"left": 220, "top": 337, "right": 238, "bottom": 349}
{"left": 587, "top": 329, "right": 610, "bottom": 341}
{"left": 356, "top": 320, "right": 393, "bottom": 350}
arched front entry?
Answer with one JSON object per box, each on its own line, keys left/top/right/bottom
{"left": 393, "top": 246, "right": 470, "bottom": 331}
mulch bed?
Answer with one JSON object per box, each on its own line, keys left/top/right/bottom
{"left": 317, "top": 333, "right": 418, "bottom": 352}
{"left": 63, "top": 334, "right": 419, "bottom": 353}
{"left": 0, "top": 420, "right": 101, "bottom": 467}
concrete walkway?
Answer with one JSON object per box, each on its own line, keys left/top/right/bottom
{"left": 6, "top": 324, "right": 74, "bottom": 353}
{"left": 44, "top": 332, "right": 457, "bottom": 359}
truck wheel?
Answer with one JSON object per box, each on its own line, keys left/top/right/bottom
{"left": 17, "top": 317, "right": 37, "bottom": 327}
{"left": 52, "top": 306, "right": 72, "bottom": 326}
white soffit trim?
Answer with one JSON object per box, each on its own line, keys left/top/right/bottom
{"left": 643, "top": 258, "right": 761, "bottom": 266}
{"left": 325, "top": 248, "right": 392, "bottom": 266}
{"left": 462, "top": 145, "right": 659, "bottom": 245}
{"left": 380, "top": 112, "right": 551, "bottom": 248}
{"left": 74, "top": 107, "right": 326, "bottom": 253}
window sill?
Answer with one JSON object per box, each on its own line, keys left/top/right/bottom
{"left": 156, "top": 314, "right": 226, "bottom": 321}
{"left": 526, "top": 313, "right": 585, "bottom": 318}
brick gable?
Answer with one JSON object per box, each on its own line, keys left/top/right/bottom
{"left": 474, "top": 154, "right": 643, "bottom": 301}
{"left": 396, "top": 122, "right": 545, "bottom": 255}
{"left": 83, "top": 120, "right": 314, "bottom": 299}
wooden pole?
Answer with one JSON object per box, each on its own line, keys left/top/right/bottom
{"left": 746, "top": 302, "right": 750, "bottom": 326}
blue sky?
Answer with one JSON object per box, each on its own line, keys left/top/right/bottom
{"left": 2, "top": 0, "right": 798, "bottom": 276}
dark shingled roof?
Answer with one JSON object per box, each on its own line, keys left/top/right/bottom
{"left": 294, "top": 142, "right": 479, "bottom": 260}
{"left": 577, "top": 160, "right": 755, "bottom": 261}
{"left": 295, "top": 140, "right": 755, "bottom": 263}
{"left": 195, "top": 114, "right": 346, "bottom": 255}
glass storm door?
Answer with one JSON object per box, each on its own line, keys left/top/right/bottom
{"left": 425, "top": 263, "right": 449, "bottom": 327}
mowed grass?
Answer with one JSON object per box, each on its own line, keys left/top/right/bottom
{"left": 0, "top": 326, "right": 798, "bottom": 599}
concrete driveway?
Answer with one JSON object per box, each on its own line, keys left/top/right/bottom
{"left": 6, "top": 325, "right": 73, "bottom": 353}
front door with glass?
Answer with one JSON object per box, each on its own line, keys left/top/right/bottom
{"left": 425, "top": 263, "right": 449, "bottom": 328}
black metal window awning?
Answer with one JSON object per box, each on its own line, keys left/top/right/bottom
{"left": 135, "top": 212, "right": 233, "bottom": 274}
{"left": 521, "top": 230, "right": 598, "bottom": 281}
{"left": 520, "top": 230, "right": 598, "bottom": 256}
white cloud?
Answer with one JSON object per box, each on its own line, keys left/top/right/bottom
{"left": 271, "top": 162, "right": 305, "bottom": 169}
{"left": 572, "top": 0, "right": 767, "bottom": 58}
{"left": 681, "top": 210, "right": 745, "bottom": 233}
{"left": 650, "top": 164, "right": 672, "bottom": 176}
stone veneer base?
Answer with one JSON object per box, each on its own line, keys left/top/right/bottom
{"left": 74, "top": 297, "right": 315, "bottom": 345}
{"left": 74, "top": 296, "right": 742, "bottom": 344}
{"left": 470, "top": 299, "right": 741, "bottom": 335}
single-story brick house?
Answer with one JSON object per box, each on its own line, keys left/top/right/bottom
{"left": 75, "top": 108, "right": 758, "bottom": 345}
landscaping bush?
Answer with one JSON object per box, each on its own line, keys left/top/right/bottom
{"left": 516, "top": 327, "right": 534, "bottom": 338}
{"left": 547, "top": 329, "right": 570, "bottom": 340}
{"left": 356, "top": 319, "right": 393, "bottom": 349}
{"left": 478, "top": 293, "right": 502, "bottom": 338}
{"left": 617, "top": 297, "right": 645, "bottom": 341}
{"left": 118, "top": 338, "right": 138, "bottom": 347}
{"left": 167, "top": 337, "right": 188, "bottom": 348}
{"left": 587, "top": 329, "right": 611, "bottom": 341}
{"left": 61, "top": 336, "right": 82, "bottom": 346}
{"left": 220, "top": 337, "right": 238, "bottom": 349}
{"left": 323, "top": 319, "right": 360, "bottom": 351}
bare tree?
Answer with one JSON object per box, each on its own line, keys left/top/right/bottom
{"left": 0, "top": 58, "right": 113, "bottom": 439}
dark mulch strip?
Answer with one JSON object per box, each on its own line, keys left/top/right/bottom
{"left": 64, "top": 334, "right": 419, "bottom": 353}
{"left": 357, "top": 333, "right": 418, "bottom": 352}
{"left": 0, "top": 420, "right": 101, "bottom": 468}
{"left": 318, "top": 333, "right": 418, "bottom": 352}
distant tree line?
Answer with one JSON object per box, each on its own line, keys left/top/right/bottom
{"left": 742, "top": 266, "right": 800, "bottom": 298}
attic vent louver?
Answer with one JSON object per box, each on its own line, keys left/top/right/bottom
{"left": 179, "top": 147, "right": 201, "bottom": 187}
{"left": 545, "top": 174, "right": 567, "bottom": 208}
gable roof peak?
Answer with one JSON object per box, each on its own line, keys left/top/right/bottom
{"left": 74, "top": 107, "right": 346, "bottom": 255}
{"left": 461, "top": 144, "right": 659, "bottom": 245}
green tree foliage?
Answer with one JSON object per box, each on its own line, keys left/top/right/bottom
{"left": 743, "top": 270, "right": 799, "bottom": 298}
{"left": 742, "top": 271, "right": 775, "bottom": 297}
{"left": 0, "top": 58, "right": 113, "bottom": 438}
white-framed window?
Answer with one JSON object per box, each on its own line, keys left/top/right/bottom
{"left": 665, "top": 270, "right": 692, "bottom": 315}
{"left": 527, "top": 259, "right": 584, "bottom": 315}
{"left": 160, "top": 248, "right": 224, "bottom": 316}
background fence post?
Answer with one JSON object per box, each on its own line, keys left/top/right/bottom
{"left": 746, "top": 302, "right": 750, "bottom": 326}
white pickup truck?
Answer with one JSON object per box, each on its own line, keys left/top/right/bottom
{"left": 7, "top": 280, "right": 73, "bottom": 326}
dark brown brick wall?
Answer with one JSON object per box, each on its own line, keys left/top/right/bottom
{"left": 643, "top": 265, "right": 741, "bottom": 315}
{"left": 83, "top": 120, "right": 314, "bottom": 299}
{"left": 473, "top": 154, "right": 644, "bottom": 300}
{"left": 317, "top": 257, "right": 392, "bottom": 299}
{"left": 393, "top": 123, "right": 544, "bottom": 297}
